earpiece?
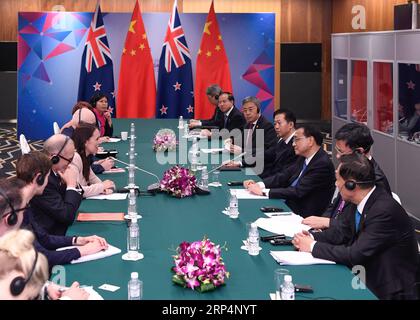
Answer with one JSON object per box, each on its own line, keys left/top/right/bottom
{"left": 0, "top": 187, "right": 18, "bottom": 227}
{"left": 35, "top": 173, "right": 45, "bottom": 186}
{"left": 344, "top": 180, "right": 375, "bottom": 191}
{"left": 51, "top": 136, "right": 70, "bottom": 165}
{"left": 10, "top": 250, "right": 38, "bottom": 296}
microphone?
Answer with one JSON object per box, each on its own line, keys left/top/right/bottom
{"left": 207, "top": 152, "right": 246, "bottom": 175}
{"left": 110, "top": 157, "right": 161, "bottom": 193}
{"left": 194, "top": 152, "right": 246, "bottom": 196}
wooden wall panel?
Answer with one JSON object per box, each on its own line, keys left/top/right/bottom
{"left": 281, "top": 0, "right": 332, "bottom": 120}
{"left": 332, "top": 0, "right": 407, "bottom": 33}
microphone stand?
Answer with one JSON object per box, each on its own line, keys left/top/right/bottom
{"left": 110, "top": 157, "right": 160, "bottom": 195}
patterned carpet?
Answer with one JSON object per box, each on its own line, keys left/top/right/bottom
{"left": 0, "top": 124, "right": 44, "bottom": 177}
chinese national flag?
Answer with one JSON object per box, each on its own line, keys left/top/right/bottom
{"left": 195, "top": 0, "right": 232, "bottom": 119}
{"left": 117, "top": 0, "right": 156, "bottom": 118}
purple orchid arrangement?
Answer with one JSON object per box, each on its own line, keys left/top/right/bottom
{"left": 160, "top": 165, "right": 197, "bottom": 198}
{"left": 153, "top": 128, "right": 177, "bottom": 152}
{"left": 172, "top": 238, "right": 229, "bottom": 292}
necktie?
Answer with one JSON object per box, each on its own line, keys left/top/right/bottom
{"left": 355, "top": 209, "right": 362, "bottom": 232}
{"left": 290, "top": 161, "right": 307, "bottom": 187}
{"left": 245, "top": 123, "right": 254, "bottom": 148}
{"left": 331, "top": 198, "right": 345, "bottom": 219}
{"left": 224, "top": 114, "right": 229, "bottom": 128}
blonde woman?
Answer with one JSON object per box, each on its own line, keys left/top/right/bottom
{"left": 0, "top": 229, "right": 48, "bottom": 300}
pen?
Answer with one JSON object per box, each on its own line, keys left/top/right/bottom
{"left": 270, "top": 212, "right": 292, "bottom": 216}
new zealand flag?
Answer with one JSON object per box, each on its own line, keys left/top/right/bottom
{"left": 78, "top": 4, "right": 116, "bottom": 115}
{"left": 156, "top": 0, "right": 194, "bottom": 119}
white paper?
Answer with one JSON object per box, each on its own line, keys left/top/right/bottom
{"left": 254, "top": 216, "right": 311, "bottom": 237}
{"left": 102, "top": 168, "right": 126, "bottom": 174}
{"left": 263, "top": 211, "right": 294, "bottom": 218}
{"left": 270, "top": 251, "right": 335, "bottom": 266}
{"left": 83, "top": 286, "right": 104, "bottom": 300}
{"left": 85, "top": 193, "right": 128, "bottom": 200}
{"left": 201, "top": 148, "right": 225, "bottom": 154}
{"left": 231, "top": 188, "right": 269, "bottom": 200}
{"left": 98, "top": 284, "right": 120, "bottom": 292}
{"left": 57, "top": 244, "right": 121, "bottom": 264}
{"left": 107, "top": 138, "right": 121, "bottom": 143}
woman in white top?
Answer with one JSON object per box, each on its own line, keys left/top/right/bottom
{"left": 71, "top": 124, "right": 115, "bottom": 197}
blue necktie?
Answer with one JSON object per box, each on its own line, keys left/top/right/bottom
{"left": 224, "top": 114, "right": 228, "bottom": 128}
{"left": 290, "top": 161, "right": 307, "bottom": 187}
{"left": 355, "top": 209, "right": 362, "bottom": 232}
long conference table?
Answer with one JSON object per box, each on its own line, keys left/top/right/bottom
{"left": 62, "top": 119, "right": 377, "bottom": 300}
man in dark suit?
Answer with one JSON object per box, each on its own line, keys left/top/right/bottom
{"left": 30, "top": 134, "right": 83, "bottom": 236}
{"left": 303, "top": 122, "right": 392, "bottom": 230}
{"left": 227, "top": 96, "right": 277, "bottom": 175}
{"left": 189, "top": 84, "right": 223, "bottom": 129}
{"left": 199, "top": 92, "right": 246, "bottom": 138}
{"left": 293, "top": 153, "right": 419, "bottom": 300}
{"left": 259, "top": 109, "right": 297, "bottom": 178}
{"left": 247, "top": 125, "right": 335, "bottom": 217}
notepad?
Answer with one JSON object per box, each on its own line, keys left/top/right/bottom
{"left": 107, "top": 138, "right": 121, "bottom": 143}
{"left": 77, "top": 213, "right": 125, "bottom": 222}
{"left": 57, "top": 244, "right": 121, "bottom": 264}
{"left": 270, "top": 251, "right": 336, "bottom": 266}
{"left": 201, "top": 148, "right": 225, "bottom": 154}
{"left": 85, "top": 193, "right": 128, "bottom": 200}
{"left": 255, "top": 216, "right": 311, "bottom": 237}
{"left": 232, "top": 189, "right": 269, "bottom": 199}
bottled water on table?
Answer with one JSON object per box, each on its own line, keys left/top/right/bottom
{"left": 127, "top": 217, "right": 139, "bottom": 257}
{"left": 228, "top": 191, "right": 239, "bottom": 218}
{"left": 200, "top": 167, "right": 208, "bottom": 188}
{"left": 247, "top": 222, "right": 260, "bottom": 256}
{"left": 281, "top": 275, "right": 295, "bottom": 300}
{"left": 130, "top": 122, "right": 136, "bottom": 139}
{"left": 178, "top": 116, "right": 184, "bottom": 128}
{"left": 183, "top": 123, "right": 189, "bottom": 137}
{"left": 128, "top": 164, "right": 136, "bottom": 188}
{"left": 128, "top": 272, "right": 142, "bottom": 300}
{"left": 127, "top": 189, "right": 137, "bottom": 218}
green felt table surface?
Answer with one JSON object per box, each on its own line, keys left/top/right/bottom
{"left": 60, "top": 119, "right": 377, "bottom": 300}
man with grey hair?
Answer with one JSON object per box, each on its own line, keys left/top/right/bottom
{"left": 189, "top": 84, "right": 223, "bottom": 129}
{"left": 226, "top": 96, "right": 277, "bottom": 173}
{"left": 30, "top": 134, "right": 83, "bottom": 236}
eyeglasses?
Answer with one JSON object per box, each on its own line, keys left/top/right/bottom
{"left": 334, "top": 145, "right": 352, "bottom": 155}
{"left": 294, "top": 136, "right": 307, "bottom": 142}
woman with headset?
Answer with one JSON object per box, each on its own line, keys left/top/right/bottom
{"left": 70, "top": 123, "right": 115, "bottom": 197}
{"left": 90, "top": 92, "right": 113, "bottom": 138}
{"left": 0, "top": 229, "right": 48, "bottom": 300}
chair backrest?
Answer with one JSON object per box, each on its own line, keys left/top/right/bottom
{"left": 53, "top": 122, "right": 60, "bottom": 135}
{"left": 19, "top": 134, "right": 31, "bottom": 155}
{"left": 392, "top": 192, "right": 402, "bottom": 205}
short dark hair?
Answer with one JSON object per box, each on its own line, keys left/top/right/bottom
{"left": 219, "top": 92, "right": 235, "bottom": 104}
{"left": 273, "top": 109, "right": 296, "bottom": 126}
{"left": 16, "top": 151, "right": 52, "bottom": 184}
{"left": 298, "top": 125, "right": 323, "bottom": 146}
{"left": 339, "top": 153, "right": 375, "bottom": 189}
{"left": 0, "top": 178, "right": 25, "bottom": 219}
{"left": 335, "top": 123, "right": 374, "bottom": 153}
{"left": 89, "top": 92, "right": 108, "bottom": 109}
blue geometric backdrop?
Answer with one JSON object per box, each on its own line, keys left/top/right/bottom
{"left": 18, "top": 12, "right": 275, "bottom": 139}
